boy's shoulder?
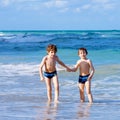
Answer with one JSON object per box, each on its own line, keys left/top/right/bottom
{"left": 77, "top": 59, "right": 81, "bottom": 64}
{"left": 43, "top": 55, "right": 48, "bottom": 60}
{"left": 87, "top": 58, "right": 91, "bottom": 62}
{"left": 80, "top": 58, "right": 91, "bottom": 62}
{"left": 86, "top": 59, "right": 93, "bottom": 64}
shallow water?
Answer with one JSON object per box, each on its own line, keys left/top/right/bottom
{"left": 0, "top": 64, "right": 120, "bottom": 120}
{"left": 0, "top": 30, "right": 120, "bottom": 119}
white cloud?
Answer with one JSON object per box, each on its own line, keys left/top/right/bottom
{"left": 0, "top": 0, "right": 117, "bottom": 13}
{"left": 0, "top": 0, "right": 40, "bottom": 7}
{"left": 59, "top": 7, "right": 69, "bottom": 12}
{"left": 42, "top": 0, "right": 69, "bottom": 13}
{"left": 92, "top": 0, "right": 109, "bottom": 3}
{"left": 92, "top": 0, "right": 115, "bottom": 9}
{"left": 103, "top": 3, "right": 115, "bottom": 9}
{"left": 81, "top": 4, "right": 91, "bottom": 10}
{"left": 0, "top": 0, "right": 10, "bottom": 7}
{"left": 55, "top": 0, "right": 68, "bottom": 8}
{"left": 95, "top": 3, "right": 115, "bottom": 10}
{"left": 75, "top": 7, "right": 81, "bottom": 12}
{"left": 44, "top": 0, "right": 68, "bottom": 8}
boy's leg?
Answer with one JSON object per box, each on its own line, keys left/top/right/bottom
{"left": 52, "top": 75, "right": 59, "bottom": 102}
{"left": 45, "top": 78, "right": 52, "bottom": 102}
{"left": 85, "top": 80, "right": 93, "bottom": 103}
{"left": 78, "top": 83, "right": 85, "bottom": 102}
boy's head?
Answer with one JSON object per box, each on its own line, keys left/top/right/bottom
{"left": 46, "top": 44, "right": 57, "bottom": 53}
{"left": 78, "top": 47, "right": 88, "bottom": 55}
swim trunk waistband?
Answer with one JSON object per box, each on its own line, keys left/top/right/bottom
{"left": 44, "top": 71, "right": 57, "bottom": 79}
{"left": 78, "top": 74, "right": 90, "bottom": 84}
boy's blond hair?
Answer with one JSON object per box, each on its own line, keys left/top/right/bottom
{"left": 46, "top": 44, "right": 57, "bottom": 53}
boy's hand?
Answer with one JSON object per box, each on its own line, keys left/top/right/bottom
{"left": 87, "top": 76, "right": 92, "bottom": 81}
{"left": 40, "top": 76, "right": 45, "bottom": 81}
{"left": 66, "top": 68, "right": 72, "bottom": 72}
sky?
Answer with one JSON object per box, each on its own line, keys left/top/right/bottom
{"left": 0, "top": 0, "right": 120, "bottom": 30}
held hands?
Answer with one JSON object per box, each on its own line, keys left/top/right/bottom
{"left": 66, "top": 67, "right": 73, "bottom": 72}
{"left": 66, "top": 67, "right": 76, "bottom": 72}
{"left": 66, "top": 67, "right": 72, "bottom": 72}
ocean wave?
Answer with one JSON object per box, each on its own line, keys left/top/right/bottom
{"left": 0, "top": 31, "right": 120, "bottom": 52}
{"left": 0, "top": 31, "right": 120, "bottom": 43}
{"left": 0, "top": 32, "right": 5, "bottom": 36}
{"left": 0, "top": 63, "right": 73, "bottom": 77}
{"left": 0, "top": 63, "right": 38, "bottom": 76}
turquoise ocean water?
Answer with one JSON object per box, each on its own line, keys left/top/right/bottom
{"left": 0, "top": 30, "right": 120, "bottom": 120}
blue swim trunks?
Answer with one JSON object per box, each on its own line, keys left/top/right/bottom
{"left": 44, "top": 71, "right": 57, "bottom": 79}
{"left": 78, "top": 74, "right": 90, "bottom": 84}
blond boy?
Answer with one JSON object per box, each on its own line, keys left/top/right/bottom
{"left": 39, "top": 44, "right": 70, "bottom": 103}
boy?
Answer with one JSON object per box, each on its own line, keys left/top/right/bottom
{"left": 39, "top": 44, "right": 70, "bottom": 103}
{"left": 71, "top": 48, "right": 95, "bottom": 103}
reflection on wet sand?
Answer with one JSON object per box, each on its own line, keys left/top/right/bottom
{"left": 76, "top": 103, "right": 92, "bottom": 119}
{"left": 36, "top": 101, "right": 58, "bottom": 120}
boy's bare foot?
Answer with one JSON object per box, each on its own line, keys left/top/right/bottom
{"left": 54, "top": 100, "right": 60, "bottom": 103}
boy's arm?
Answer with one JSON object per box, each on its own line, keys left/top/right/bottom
{"left": 88, "top": 59, "right": 95, "bottom": 80}
{"left": 56, "top": 56, "right": 71, "bottom": 71}
{"left": 39, "top": 57, "right": 46, "bottom": 81}
{"left": 71, "top": 60, "right": 80, "bottom": 72}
